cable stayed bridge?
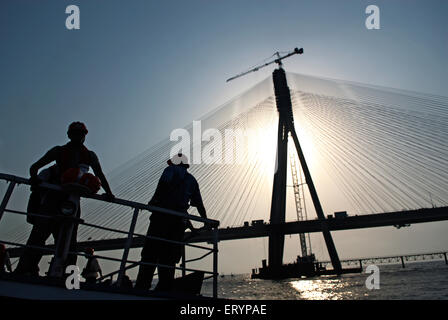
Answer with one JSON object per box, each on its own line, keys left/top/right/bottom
{"left": 3, "top": 72, "right": 448, "bottom": 271}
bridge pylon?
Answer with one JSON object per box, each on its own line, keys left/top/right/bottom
{"left": 226, "top": 47, "right": 342, "bottom": 274}
{"left": 269, "top": 66, "right": 342, "bottom": 273}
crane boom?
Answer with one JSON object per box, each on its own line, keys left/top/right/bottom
{"left": 226, "top": 47, "right": 303, "bottom": 82}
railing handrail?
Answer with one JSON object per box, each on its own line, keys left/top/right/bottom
{"left": 0, "top": 239, "right": 218, "bottom": 276}
{"left": 3, "top": 208, "right": 215, "bottom": 252}
{"left": 0, "top": 173, "right": 219, "bottom": 227}
{"left": 0, "top": 172, "right": 220, "bottom": 298}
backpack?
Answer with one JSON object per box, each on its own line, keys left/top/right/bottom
{"left": 26, "top": 165, "right": 61, "bottom": 225}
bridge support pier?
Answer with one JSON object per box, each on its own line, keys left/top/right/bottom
{"left": 268, "top": 104, "right": 289, "bottom": 268}
{"left": 268, "top": 67, "right": 342, "bottom": 273}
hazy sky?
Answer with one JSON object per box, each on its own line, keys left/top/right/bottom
{"left": 1, "top": 0, "right": 447, "bottom": 174}
{"left": 0, "top": 0, "right": 447, "bottom": 274}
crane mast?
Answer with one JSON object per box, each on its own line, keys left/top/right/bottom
{"left": 289, "top": 143, "right": 312, "bottom": 257}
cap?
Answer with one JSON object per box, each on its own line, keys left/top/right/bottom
{"left": 167, "top": 153, "right": 190, "bottom": 168}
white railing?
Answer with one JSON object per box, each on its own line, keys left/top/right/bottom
{"left": 0, "top": 173, "right": 220, "bottom": 298}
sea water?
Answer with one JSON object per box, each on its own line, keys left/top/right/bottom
{"left": 201, "top": 261, "right": 448, "bottom": 300}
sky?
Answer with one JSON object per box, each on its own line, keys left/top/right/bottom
{"left": 0, "top": 0, "right": 447, "bottom": 276}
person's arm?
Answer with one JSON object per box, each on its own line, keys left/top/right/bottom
{"left": 190, "top": 179, "right": 207, "bottom": 219}
{"left": 197, "top": 204, "right": 207, "bottom": 220}
{"left": 196, "top": 204, "right": 211, "bottom": 230}
{"left": 29, "top": 147, "right": 59, "bottom": 182}
{"left": 90, "top": 152, "right": 114, "bottom": 197}
{"left": 190, "top": 179, "right": 215, "bottom": 231}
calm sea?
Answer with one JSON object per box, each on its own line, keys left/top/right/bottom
{"left": 201, "top": 261, "right": 448, "bottom": 300}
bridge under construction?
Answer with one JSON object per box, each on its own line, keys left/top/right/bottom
{"left": 1, "top": 48, "right": 448, "bottom": 278}
{"left": 7, "top": 204, "right": 448, "bottom": 257}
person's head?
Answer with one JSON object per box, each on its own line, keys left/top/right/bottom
{"left": 67, "top": 122, "right": 88, "bottom": 146}
{"left": 0, "top": 243, "right": 5, "bottom": 252}
{"left": 85, "top": 247, "right": 94, "bottom": 255}
{"left": 167, "top": 153, "right": 190, "bottom": 169}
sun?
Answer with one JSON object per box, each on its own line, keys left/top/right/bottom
{"left": 244, "top": 113, "right": 278, "bottom": 178}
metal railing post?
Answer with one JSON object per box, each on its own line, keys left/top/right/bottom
{"left": 181, "top": 246, "right": 186, "bottom": 277}
{"left": 212, "top": 227, "right": 219, "bottom": 299}
{"left": 48, "top": 220, "right": 76, "bottom": 277}
{"left": 117, "top": 207, "right": 139, "bottom": 287}
{"left": 48, "top": 193, "right": 81, "bottom": 278}
{"left": 0, "top": 181, "right": 16, "bottom": 223}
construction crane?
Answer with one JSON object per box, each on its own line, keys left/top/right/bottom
{"left": 226, "top": 47, "right": 303, "bottom": 83}
{"left": 228, "top": 46, "right": 312, "bottom": 258}
{"left": 289, "top": 144, "right": 312, "bottom": 257}
{"left": 226, "top": 45, "right": 343, "bottom": 275}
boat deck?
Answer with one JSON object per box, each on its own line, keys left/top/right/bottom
{"left": 0, "top": 273, "right": 214, "bottom": 300}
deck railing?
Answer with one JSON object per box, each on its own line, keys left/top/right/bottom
{"left": 0, "top": 173, "right": 220, "bottom": 298}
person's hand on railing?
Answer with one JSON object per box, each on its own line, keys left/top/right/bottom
{"left": 102, "top": 192, "right": 115, "bottom": 202}
{"left": 29, "top": 175, "right": 42, "bottom": 188}
{"left": 210, "top": 220, "right": 219, "bottom": 228}
{"left": 185, "top": 220, "right": 197, "bottom": 233}
{"left": 198, "top": 224, "right": 214, "bottom": 232}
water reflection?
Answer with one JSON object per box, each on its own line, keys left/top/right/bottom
{"left": 290, "top": 277, "right": 357, "bottom": 300}
{"left": 201, "top": 262, "right": 448, "bottom": 299}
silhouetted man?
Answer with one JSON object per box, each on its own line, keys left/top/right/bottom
{"left": 81, "top": 247, "right": 103, "bottom": 284}
{"left": 135, "top": 153, "right": 207, "bottom": 292}
{"left": 15, "top": 122, "right": 114, "bottom": 276}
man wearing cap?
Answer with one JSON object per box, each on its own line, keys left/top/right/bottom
{"left": 81, "top": 247, "right": 103, "bottom": 284}
{"left": 15, "top": 122, "right": 114, "bottom": 276}
{"left": 135, "top": 153, "right": 207, "bottom": 292}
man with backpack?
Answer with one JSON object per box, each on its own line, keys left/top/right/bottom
{"left": 14, "top": 122, "right": 114, "bottom": 276}
{"left": 134, "top": 153, "right": 207, "bottom": 292}
{"left": 81, "top": 247, "right": 103, "bottom": 284}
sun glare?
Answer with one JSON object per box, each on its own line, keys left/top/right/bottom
{"left": 245, "top": 117, "right": 278, "bottom": 178}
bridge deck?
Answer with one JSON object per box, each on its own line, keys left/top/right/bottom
{"left": 8, "top": 206, "right": 448, "bottom": 258}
